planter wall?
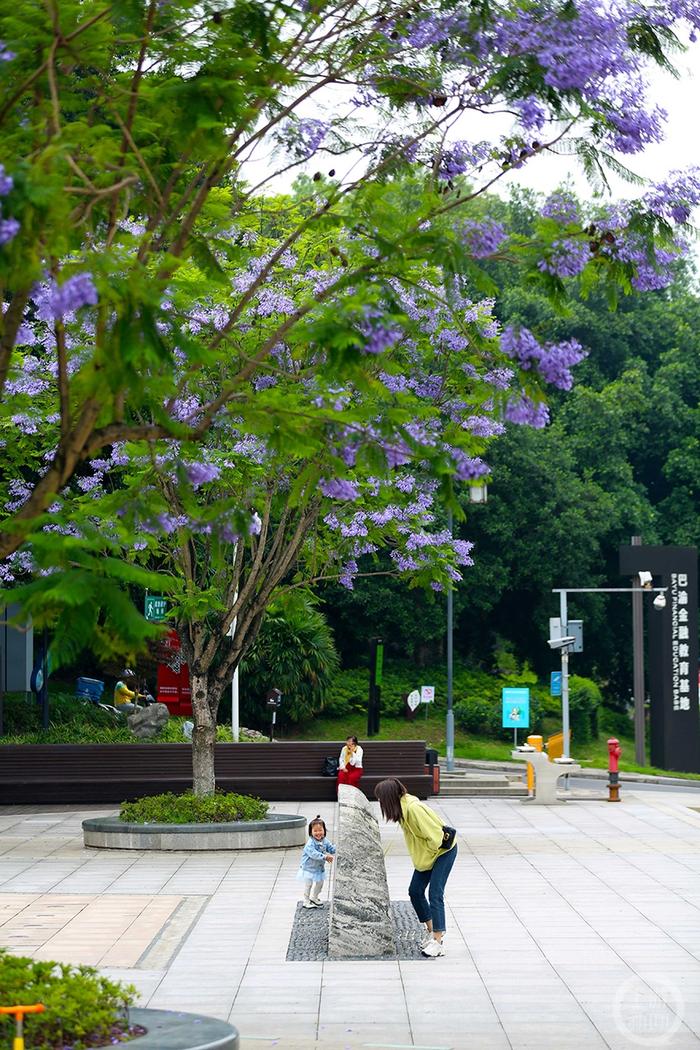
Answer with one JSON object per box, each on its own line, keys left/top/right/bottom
{"left": 83, "top": 813, "right": 306, "bottom": 851}
{"left": 97, "top": 1008, "right": 238, "bottom": 1050}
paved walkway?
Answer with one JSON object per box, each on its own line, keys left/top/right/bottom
{"left": 2, "top": 788, "right": 700, "bottom": 1049}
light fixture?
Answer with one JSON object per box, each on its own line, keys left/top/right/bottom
{"left": 653, "top": 593, "right": 667, "bottom": 610}
{"left": 638, "top": 570, "right": 653, "bottom": 589}
{"left": 469, "top": 482, "right": 488, "bottom": 504}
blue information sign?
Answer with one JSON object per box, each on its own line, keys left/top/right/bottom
{"left": 550, "top": 671, "right": 562, "bottom": 697}
{"left": 501, "top": 687, "right": 530, "bottom": 729}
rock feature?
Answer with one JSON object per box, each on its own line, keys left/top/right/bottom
{"left": 127, "top": 702, "right": 169, "bottom": 738}
{"left": 328, "top": 783, "right": 395, "bottom": 959}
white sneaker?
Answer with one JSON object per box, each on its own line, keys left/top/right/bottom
{"left": 421, "top": 938, "right": 445, "bottom": 958}
{"left": 419, "top": 930, "right": 432, "bottom": 948}
{"left": 309, "top": 898, "right": 324, "bottom": 907}
{"left": 302, "top": 901, "right": 315, "bottom": 909}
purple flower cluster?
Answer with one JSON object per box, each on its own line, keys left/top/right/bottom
{"left": 463, "top": 219, "right": 507, "bottom": 259}
{"left": 538, "top": 238, "right": 590, "bottom": 278}
{"left": 462, "top": 415, "right": 505, "bottom": 438}
{"left": 500, "top": 326, "right": 586, "bottom": 391}
{"left": 320, "top": 477, "right": 360, "bottom": 501}
{"left": 449, "top": 449, "right": 489, "bottom": 481}
{"left": 294, "top": 118, "right": 330, "bottom": 158}
{"left": 505, "top": 393, "right": 550, "bottom": 428}
{"left": 643, "top": 170, "right": 700, "bottom": 225}
{"left": 541, "top": 192, "right": 579, "bottom": 225}
{"left": 185, "top": 461, "right": 221, "bottom": 487}
{"left": 36, "top": 273, "right": 98, "bottom": 321}
{"left": 515, "top": 96, "right": 547, "bottom": 131}
{"left": 0, "top": 40, "right": 15, "bottom": 61}
{"left": 362, "top": 323, "right": 402, "bottom": 355}
{"left": 0, "top": 164, "right": 18, "bottom": 246}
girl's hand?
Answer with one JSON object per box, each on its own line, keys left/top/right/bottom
{"left": 325, "top": 854, "right": 334, "bottom": 863}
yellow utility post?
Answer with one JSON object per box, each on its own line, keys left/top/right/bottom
{"left": 526, "top": 735, "right": 543, "bottom": 793}
{"left": 0, "top": 1004, "right": 45, "bottom": 1050}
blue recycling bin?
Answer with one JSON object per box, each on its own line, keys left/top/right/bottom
{"left": 76, "top": 677, "right": 105, "bottom": 704}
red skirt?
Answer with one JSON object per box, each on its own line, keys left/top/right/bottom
{"left": 337, "top": 766, "right": 363, "bottom": 787}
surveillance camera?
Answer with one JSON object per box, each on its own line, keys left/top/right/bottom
{"left": 653, "top": 593, "right": 666, "bottom": 610}
{"left": 548, "top": 636, "right": 576, "bottom": 650}
{"left": 638, "top": 571, "right": 653, "bottom": 589}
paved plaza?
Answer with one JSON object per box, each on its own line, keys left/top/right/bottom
{"left": 1, "top": 789, "right": 700, "bottom": 1050}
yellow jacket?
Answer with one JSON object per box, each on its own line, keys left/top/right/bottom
{"left": 400, "top": 794, "right": 456, "bottom": 871}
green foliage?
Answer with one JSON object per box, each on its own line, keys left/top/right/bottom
{"left": 238, "top": 594, "right": 340, "bottom": 724}
{"left": 0, "top": 948, "right": 136, "bottom": 1050}
{"left": 568, "top": 674, "right": 603, "bottom": 743}
{"left": 599, "top": 706, "right": 634, "bottom": 739}
{"left": 119, "top": 790, "right": 268, "bottom": 824}
{"left": 0, "top": 706, "right": 235, "bottom": 745}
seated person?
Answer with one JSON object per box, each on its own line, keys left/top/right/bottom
{"left": 113, "top": 670, "right": 143, "bottom": 714}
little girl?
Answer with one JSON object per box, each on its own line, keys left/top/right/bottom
{"left": 297, "top": 815, "right": 336, "bottom": 908}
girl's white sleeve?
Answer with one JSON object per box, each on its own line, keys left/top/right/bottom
{"left": 351, "top": 746, "right": 363, "bottom": 766}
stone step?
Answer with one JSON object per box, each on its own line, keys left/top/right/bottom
{"left": 439, "top": 784, "right": 529, "bottom": 797}
{"left": 440, "top": 773, "right": 524, "bottom": 786}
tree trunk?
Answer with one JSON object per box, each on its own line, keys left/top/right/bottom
{"left": 191, "top": 673, "right": 217, "bottom": 796}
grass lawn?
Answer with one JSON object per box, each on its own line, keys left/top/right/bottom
{"left": 285, "top": 711, "right": 700, "bottom": 780}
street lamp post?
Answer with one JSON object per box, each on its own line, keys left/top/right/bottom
{"left": 446, "top": 483, "right": 488, "bottom": 773}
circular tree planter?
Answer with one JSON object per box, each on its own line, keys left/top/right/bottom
{"left": 96, "top": 1008, "right": 238, "bottom": 1049}
{"left": 83, "top": 813, "right": 306, "bottom": 851}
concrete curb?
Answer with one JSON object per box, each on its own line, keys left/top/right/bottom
{"left": 83, "top": 813, "right": 306, "bottom": 851}
{"left": 96, "top": 1008, "right": 238, "bottom": 1049}
{"left": 441, "top": 757, "right": 700, "bottom": 787}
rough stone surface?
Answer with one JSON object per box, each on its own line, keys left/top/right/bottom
{"left": 82, "top": 813, "right": 306, "bottom": 851}
{"left": 287, "top": 901, "right": 424, "bottom": 962}
{"left": 328, "top": 783, "right": 395, "bottom": 959}
{"left": 127, "top": 703, "right": 170, "bottom": 738}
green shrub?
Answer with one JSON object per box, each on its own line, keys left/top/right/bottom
{"left": 0, "top": 948, "right": 136, "bottom": 1050}
{"left": 0, "top": 716, "right": 235, "bottom": 745}
{"left": 599, "top": 706, "right": 634, "bottom": 739}
{"left": 119, "top": 790, "right": 269, "bottom": 824}
{"left": 454, "top": 696, "right": 499, "bottom": 734}
{"left": 568, "top": 675, "right": 602, "bottom": 744}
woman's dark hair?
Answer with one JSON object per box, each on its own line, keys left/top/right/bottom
{"left": 346, "top": 735, "right": 359, "bottom": 745}
{"left": 308, "top": 815, "right": 327, "bottom": 837}
{"left": 374, "top": 778, "right": 407, "bottom": 824}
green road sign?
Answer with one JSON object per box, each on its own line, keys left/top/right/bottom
{"left": 144, "top": 595, "right": 168, "bottom": 622}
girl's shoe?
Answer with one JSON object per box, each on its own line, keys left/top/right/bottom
{"left": 302, "top": 901, "right": 316, "bottom": 909}
{"left": 421, "top": 938, "right": 445, "bottom": 958}
{"left": 419, "top": 930, "right": 432, "bottom": 949}
{"left": 309, "top": 898, "right": 324, "bottom": 907}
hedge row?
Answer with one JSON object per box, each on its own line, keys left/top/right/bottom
{"left": 322, "top": 665, "right": 603, "bottom": 742}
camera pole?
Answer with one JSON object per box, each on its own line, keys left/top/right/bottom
{"left": 560, "top": 591, "right": 570, "bottom": 760}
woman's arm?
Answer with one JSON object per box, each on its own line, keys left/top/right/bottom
{"left": 349, "top": 746, "right": 363, "bottom": 767}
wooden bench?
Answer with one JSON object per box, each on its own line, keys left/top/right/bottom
{"left": 0, "top": 740, "right": 433, "bottom": 804}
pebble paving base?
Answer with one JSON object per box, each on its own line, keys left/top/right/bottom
{"left": 287, "top": 900, "right": 425, "bottom": 961}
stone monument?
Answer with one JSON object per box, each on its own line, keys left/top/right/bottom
{"left": 328, "top": 783, "right": 395, "bottom": 959}
{"left": 127, "top": 703, "right": 169, "bottom": 739}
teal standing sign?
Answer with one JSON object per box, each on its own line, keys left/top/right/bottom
{"left": 501, "top": 687, "right": 530, "bottom": 729}
{"left": 550, "top": 671, "right": 562, "bottom": 696}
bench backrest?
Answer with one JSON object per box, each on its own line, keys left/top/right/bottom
{"left": 0, "top": 740, "right": 427, "bottom": 782}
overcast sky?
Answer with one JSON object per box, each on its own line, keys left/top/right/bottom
{"left": 501, "top": 44, "right": 700, "bottom": 203}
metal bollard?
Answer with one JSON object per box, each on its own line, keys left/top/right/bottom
{"left": 526, "top": 735, "right": 543, "bottom": 794}
{"left": 0, "top": 1004, "right": 45, "bottom": 1050}
{"left": 607, "top": 738, "right": 622, "bottom": 802}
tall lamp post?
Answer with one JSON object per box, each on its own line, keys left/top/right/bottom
{"left": 446, "top": 482, "right": 488, "bottom": 772}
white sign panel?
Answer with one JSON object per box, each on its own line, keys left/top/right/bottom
{"left": 420, "top": 685, "right": 435, "bottom": 704}
{"left": 407, "top": 689, "right": 421, "bottom": 712}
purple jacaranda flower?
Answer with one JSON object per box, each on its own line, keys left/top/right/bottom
{"left": 36, "top": 273, "right": 98, "bottom": 320}
{"left": 0, "top": 165, "right": 13, "bottom": 195}
{"left": 249, "top": 512, "right": 262, "bottom": 535}
{"left": 450, "top": 450, "right": 489, "bottom": 480}
{"left": 462, "top": 415, "right": 505, "bottom": 438}
{"left": 541, "top": 192, "right": 579, "bottom": 224}
{"left": 505, "top": 393, "right": 550, "bottom": 428}
{"left": 0, "top": 217, "right": 19, "bottom": 245}
{"left": 453, "top": 539, "right": 475, "bottom": 566}
{"left": 253, "top": 374, "right": 278, "bottom": 391}
{"left": 362, "top": 324, "right": 402, "bottom": 355}
{"left": 339, "top": 558, "right": 358, "bottom": 590}
{"left": 185, "top": 462, "right": 220, "bottom": 487}
{"left": 515, "top": 96, "right": 547, "bottom": 130}
{"left": 320, "top": 477, "right": 360, "bottom": 500}
{"left": 538, "top": 238, "right": 590, "bottom": 278}
{"left": 0, "top": 41, "right": 15, "bottom": 62}
{"left": 463, "top": 219, "right": 507, "bottom": 259}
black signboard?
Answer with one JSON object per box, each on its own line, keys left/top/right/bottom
{"left": 619, "top": 545, "right": 700, "bottom": 774}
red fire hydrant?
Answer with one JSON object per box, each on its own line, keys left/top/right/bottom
{"left": 607, "top": 738, "right": 622, "bottom": 802}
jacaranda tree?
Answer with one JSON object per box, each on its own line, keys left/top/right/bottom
{"left": 2, "top": 0, "right": 700, "bottom": 791}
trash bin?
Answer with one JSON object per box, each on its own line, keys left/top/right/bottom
{"left": 76, "top": 677, "right": 104, "bottom": 704}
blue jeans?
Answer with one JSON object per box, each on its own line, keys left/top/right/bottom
{"left": 408, "top": 845, "right": 457, "bottom": 933}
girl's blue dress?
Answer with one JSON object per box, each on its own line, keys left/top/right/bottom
{"left": 296, "top": 836, "right": 336, "bottom": 882}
